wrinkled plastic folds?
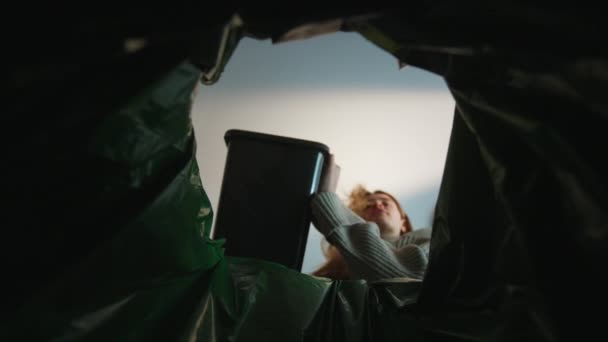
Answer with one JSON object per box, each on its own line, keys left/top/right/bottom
{"left": 4, "top": 5, "right": 608, "bottom": 341}
{"left": 3, "top": 59, "right": 479, "bottom": 341}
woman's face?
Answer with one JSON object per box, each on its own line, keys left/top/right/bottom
{"left": 361, "top": 193, "right": 406, "bottom": 239}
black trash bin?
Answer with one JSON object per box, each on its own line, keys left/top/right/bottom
{"left": 212, "top": 129, "right": 330, "bottom": 271}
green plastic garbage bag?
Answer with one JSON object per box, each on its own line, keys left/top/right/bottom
{"left": 3, "top": 57, "right": 491, "bottom": 341}
{"left": 4, "top": 61, "right": 224, "bottom": 341}
{"left": 5, "top": 5, "right": 608, "bottom": 342}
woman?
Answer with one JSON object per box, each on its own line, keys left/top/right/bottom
{"left": 310, "top": 156, "right": 432, "bottom": 281}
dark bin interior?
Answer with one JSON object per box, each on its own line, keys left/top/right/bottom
{"left": 4, "top": 5, "right": 608, "bottom": 341}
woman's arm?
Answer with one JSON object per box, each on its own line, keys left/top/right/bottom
{"left": 311, "top": 192, "right": 428, "bottom": 281}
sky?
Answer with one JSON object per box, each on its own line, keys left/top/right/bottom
{"left": 191, "top": 31, "right": 455, "bottom": 273}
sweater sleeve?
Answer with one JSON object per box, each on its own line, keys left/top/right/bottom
{"left": 311, "top": 192, "right": 429, "bottom": 281}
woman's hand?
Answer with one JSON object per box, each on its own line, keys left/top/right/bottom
{"left": 318, "top": 153, "right": 340, "bottom": 193}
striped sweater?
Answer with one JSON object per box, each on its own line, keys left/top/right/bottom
{"left": 311, "top": 192, "right": 432, "bottom": 281}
